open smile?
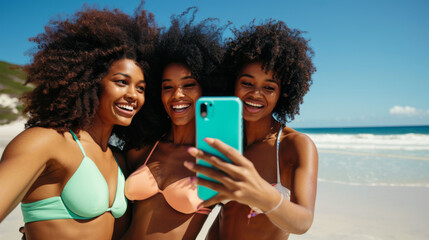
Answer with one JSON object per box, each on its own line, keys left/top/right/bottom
{"left": 114, "top": 103, "right": 136, "bottom": 117}
{"left": 243, "top": 100, "right": 264, "bottom": 113}
{"left": 171, "top": 103, "right": 191, "bottom": 113}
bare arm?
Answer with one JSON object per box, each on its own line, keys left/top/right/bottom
{"left": 184, "top": 136, "right": 318, "bottom": 234}
{"left": 267, "top": 133, "right": 318, "bottom": 233}
{"left": 0, "top": 128, "right": 55, "bottom": 222}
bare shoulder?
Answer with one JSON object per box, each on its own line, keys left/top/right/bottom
{"left": 4, "top": 127, "right": 66, "bottom": 156}
{"left": 280, "top": 126, "right": 317, "bottom": 164}
{"left": 282, "top": 127, "right": 315, "bottom": 148}
{"left": 1, "top": 127, "right": 68, "bottom": 173}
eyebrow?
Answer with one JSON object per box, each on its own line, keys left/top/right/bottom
{"left": 112, "top": 73, "right": 145, "bottom": 83}
{"left": 266, "top": 79, "right": 279, "bottom": 85}
{"left": 238, "top": 73, "right": 254, "bottom": 79}
{"left": 161, "top": 75, "right": 195, "bottom": 82}
{"left": 112, "top": 72, "right": 130, "bottom": 78}
{"left": 238, "top": 74, "right": 279, "bottom": 85}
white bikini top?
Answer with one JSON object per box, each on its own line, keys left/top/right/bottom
{"left": 273, "top": 127, "right": 291, "bottom": 200}
{"left": 246, "top": 127, "right": 290, "bottom": 217}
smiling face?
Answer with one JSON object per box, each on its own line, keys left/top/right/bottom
{"left": 97, "top": 58, "right": 145, "bottom": 127}
{"left": 161, "top": 62, "right": 202, "bottom": 126}
{"left": 234, "top": 62, "right": 281, "bottom": 123}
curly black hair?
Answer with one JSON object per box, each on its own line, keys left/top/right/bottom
{"left": 22, "top": 5, "right": 157, "bottom": 133}
{"left": 119, "top": 7, "right": 228, "bottom": 150}
{"left": 224, "top": 19, "right": 316, "bottom": 124}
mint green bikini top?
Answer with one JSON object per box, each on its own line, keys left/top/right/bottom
{"left": 21, "top": 130, "right": 127, "bottom": 223}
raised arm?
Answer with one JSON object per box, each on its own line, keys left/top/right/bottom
{"left": 184, "top": 136, "right": 318, "bottom": 234}
{"left": 0, "top": 127, "right": 55, "bottom": 222}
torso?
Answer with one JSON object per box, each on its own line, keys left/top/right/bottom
{"left": 214, "top": 127, "right": 297, "bottom": 240}
{"left": 22, "top": 128, "right": 122, "bottom": 240}
{"left": 122, "top": 141, "right": 208, "bottom": 240}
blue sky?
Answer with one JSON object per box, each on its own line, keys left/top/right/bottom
{"left": 1, "top": 0, "right": 428, "bottom": 128}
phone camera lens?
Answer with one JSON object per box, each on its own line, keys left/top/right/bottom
{"left": 200, "top": 103, "right": 208, "bottom": 118}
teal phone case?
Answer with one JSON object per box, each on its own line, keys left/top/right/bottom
{"left": 195, "top": 96, "right": 243, "bottom": 200}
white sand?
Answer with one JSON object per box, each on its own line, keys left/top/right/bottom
{"left": 0, "top": 119, "right": 25, "bottom": 239}
{"left": 291, "top": 182, "right": 429, "bottom": 240}
{"left": 1, "top": 120, "right": 429, "bottom": 239}
{"left": 0, "top": 118, "right": 25, "bottom": 149}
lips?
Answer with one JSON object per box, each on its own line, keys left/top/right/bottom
{"left": 171, "top": 102, "right": 191, "bottom": 113}
{"left": 243, "top": 100, "right": 264, "bottom": 113}
{"left": 114, "top": 103, "right": 136, "bottom": 117}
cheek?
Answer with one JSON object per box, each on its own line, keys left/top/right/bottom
{"left": 161, "top": 92, "right": 170, "bottom": 108}
{"left": 268, "top": 91, "right": 281, "bottom": 106}
{"left": 188, "top": 88, "right": 202, "bottom": 101}
{"left": 138, "top": 94, "right": 145, "bottom": 107}
{"left": 99, "top": 88, "right": 113, "bottom": 106}
{"left": 234, "top": 87, "right": 246, "bottom": 99}
{"left": 195, "top": 89, "right": 202, "bottom": 100}
{"left": 102, "top": 85, "right": 122, "bottom": 100}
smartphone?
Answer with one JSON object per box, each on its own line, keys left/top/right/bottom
{"left": 195, "top": 96, "right": 243, "bottom": 200}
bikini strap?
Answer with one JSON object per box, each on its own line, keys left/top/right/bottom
{"left": 276, "top": 126, "right": 283, "bottom": 184}
{"left": 143, "top": 138, "right": 162, "bottom": 166}
{"left": 69, "top": 130, "right": 87, "bottom": 157}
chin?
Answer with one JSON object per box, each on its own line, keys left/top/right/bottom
{"left": 115, "top": 118, "right": 134, "bottom": 127}
{"left": 243, "top": 114, "right": 258, "bottom": 122}
{"left": 171, "top": 118, "right": 193, "bottom": 127}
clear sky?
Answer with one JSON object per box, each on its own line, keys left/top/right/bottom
{"left": 1, "top": 0, "right": 428, "bottom": 128}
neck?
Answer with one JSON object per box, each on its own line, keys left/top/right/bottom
{"left": 168, "top": 121, "right": 196, "bottom": 145}
{"left": 84, "top": 116, "right": 114, "bottom": 151}
{"left": 244, "top": 115, "right": 280, "bottom": 146}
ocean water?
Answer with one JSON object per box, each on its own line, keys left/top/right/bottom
{"left": 296, "top": 125, "right": 429, "bottom": 187}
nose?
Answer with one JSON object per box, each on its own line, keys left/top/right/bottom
{"left": 125, "top": 86, "right": 138, "bottom": 101}
{"left": 250, "top": 87, "right": 263, "bottom": 97}
{"left": 172, "top": 87, "right": 185, "bottom": 99}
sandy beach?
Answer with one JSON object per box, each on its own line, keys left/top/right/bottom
{"left": 0, "top": 119, "right": 25, "bottom": 240}
{"left": 1, "top": 120, "right": 429, "bottom": 239}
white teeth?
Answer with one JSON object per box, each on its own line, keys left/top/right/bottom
{"left": 117, "top": 104, "right": 133, "bottom": 111}
{"left": 172, "top": 104, "right": 190, "bottom": 110}
{"left": 245, "top": 101, "right": 263, "bottom": 108}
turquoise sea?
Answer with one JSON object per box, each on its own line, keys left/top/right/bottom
{"left": 296, "top": 125, "right": 429, "bottom": 187}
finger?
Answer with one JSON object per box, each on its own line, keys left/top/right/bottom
{"left": 185, "top": 161, "right": 224, "bottom": 180}
{"left": 196, "top": 177, "right": 226, "bottom": 192}
{"left": 187, "top": 147, "right": 244, "bottom": 179}
{"left": 199, "top": 195, "right": 227, "bottom": 208}
{"left": 204, "top": 138, "right": 251, "bottom": 167}
{"left": 196, "top": 177, "right": 245, "bottom": 201}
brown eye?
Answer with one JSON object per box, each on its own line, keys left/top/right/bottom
{"left": 137, "top": 86, "right": 145, "bottom": 92}
{"left": 115, "top": 80, "right": 127, "bottom": 86}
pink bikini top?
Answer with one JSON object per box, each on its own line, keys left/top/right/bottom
{"left": 125, "top": 140, "right": 211, "bottom": 215}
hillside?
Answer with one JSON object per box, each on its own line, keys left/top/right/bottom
{"left": 0, "top": 61, "right": 31, "bottom": 124}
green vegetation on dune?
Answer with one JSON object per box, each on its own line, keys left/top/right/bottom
{"left": 0, "top": 61, "right": 32, "bottom": 124}
{"left": 0, "top": 61, "right": 31, "bottom": 96}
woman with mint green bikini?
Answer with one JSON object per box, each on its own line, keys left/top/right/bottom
{"left": 0, "top": 6, "right": 156, "bottom": 240}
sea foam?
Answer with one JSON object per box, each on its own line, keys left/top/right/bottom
{"left": 308, "top": 133, "right": 429, "bottom": 151}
